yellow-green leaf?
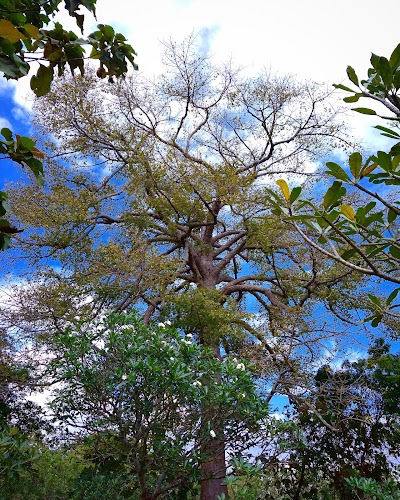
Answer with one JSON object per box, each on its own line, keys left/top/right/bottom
{"left": 0, "top": 19, "right": 26, "bottom": 43}
{"left": 23, "top": 24, "right": 41, "bottom": 40}
{"left": 339, "top": 204, "right": 355, "bottom": 221}
{"left": 276, "top": 179, "right": 290, "bottom": 201}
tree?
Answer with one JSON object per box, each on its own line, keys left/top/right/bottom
{"left": 43, "top": 312, "right": 269, "bottom": 499}
{"left": 231, "top": 341, "right": 400, "bottom": 499}
{"left": 0, "top": 0, "right": 137, "bottom": 249}
{"left": 275, "top": 43, "right": 400, "bottom": 327}
{"left": 2, "top": 37, "right": 369, "bottom": 497}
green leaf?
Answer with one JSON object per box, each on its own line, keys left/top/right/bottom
{"left": 340, "top": 248, "right": 357, "bottom": 260}
{"left": 332, "top": 83, "right": 355, "bottom": 92}
{"left": 323, "top": 181, "right": 346, "bottom": 210}
{"left": 377, "top": 56, "right": 392, "bottom": 87}
{"left": 377, "top": 150, "right": 392, "bottom": 171}
{"left": 326, "top": 162, "right": 350, "bottom": 181}
{"left": 289, "top": 186, "right": 302, "bottom": 204}
{"left": 352, "top": 107, "right": 377, "bottom": 115}
{"left": 343, "top": 95, "right": 360, "bottom": 103}
{"left": 349, "top": 152, "right": 362, "bottom": 179}
{"left": 389, "top": 43, "right": 400, "bottom": 70}
{"left": 386, "top": 288, "right": 399, "bottom": 305}
{"left": 346, "top": 66, "right": 359, "bottom": 86}
{"left": 371, "top": 315, "right": 383, "bottom": 328}
{"left": 0, "top": 55, "right": 26, "bottom": 78}
{"left": 389, "top": 245, "right": 400, "bottom": 259}
{"left": 367, "top": 294, "right": 381, "bottom": 307}
{"left": 388, "top": 209, "right": 397, "bottom": 224}
{"left": 374, "top": 125, "right": 400, "bottom": 139}
{"left": 1, "top": 128, "right": 13, "bottom": 141}
{"left": 17, "top": 135, "right": 35, "bottom": 151}
{"left": 30, "top": 63, "right": 53, "bottom": 97}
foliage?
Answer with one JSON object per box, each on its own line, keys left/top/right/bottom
{"left": 274, "top": 43, "right": 400, "bottom": 327}
{"left": 44, "top": 312, "right": 269, "bottom": 498}
{"left": 0, "top": 0, "right": 137, "bottom": 249}
{"left": 0, "top": 425, "right": 38, "bottom": 487}
{"left": 1, "top": 37, "right": 398, "bottom": 497}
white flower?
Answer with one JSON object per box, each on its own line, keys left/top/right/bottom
{"left": 181, "top": 339, "right": 192, "bottom": 345}
{"left": 165, "top": 320, "right": 172, "bottom": 326}
{"left": 122, "top": 374, "right": 127, "bottom": 380}
{"left": 120, "top": 324, "right": 135, "bottom": 331}
{"left": 170, "top": 357, "right": 175, "bottom": 361}
{"left": 192, "top": 380, "right": 202, "bottom": 387}
{"left": 241, "top": 393, "right": 246, "bottom": 398}
{"left": 236, "top": 363, "right": 245, "bottom": 371}
{"left": 232, "top": 358, "right": 238, "bottom": 363}
{"left": 161, "top": 341, "right": 168, "bottom": 346}
{"left": 158, "top": 322, "right": 166, "bottom": 328}
{"left": 210, "top": 430, "right": 216, "bottom": 438}
{"left": 186, "top": 333, "right": 193, "bottom": 338}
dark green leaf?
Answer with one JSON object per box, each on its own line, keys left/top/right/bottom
{"left": 323, "top": 181, "right": 346, "bottom": 210}
{"left": 377, "top": 56, "right": 392, "bottom": 87}
{"left": 340, "top": 248, "right": 357, "bottom": 260}
{"left": 346, "top": 66, "right": 359, "bottom": 86}
{"left": 387, "top": 288, "right": 399, "bottom": 305}
{"left": 1, "top": 128, "right": 13, "bottom": 141}
{"left": 371, "top": 315, "right": 383, "bottom": 327}
{"left": 368, "top": 294, "right": 381, "bottom": 307}
{"left": 352, "top": 107, "right": 377, "bottom": 115}
{"left": 289, "top": 186, "right": 302, "bottom": 204}
{"left": 389, "top": 43, "right": 400, "bottom": 70}
{"left": 389, "top": 245, "right": 400, "bottom": 259}
{"left": 374, "top": 125, "right": 400, "bottom": 138}
{"left": 17, "top": 136, "right": 35, "bottom": 151}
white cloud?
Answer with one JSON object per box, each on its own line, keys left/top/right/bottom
{"left": 0, "top": 117, "right": 12, "bottom": 130}
{"left": 4, "top": 0, "right": 399, "bottom": 153}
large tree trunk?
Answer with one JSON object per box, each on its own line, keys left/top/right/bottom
{"left": 200, "top": 435, "right": 228, "bottom": 499}
{"left": 200, "top": 336, "right": 229, "bottom": 499}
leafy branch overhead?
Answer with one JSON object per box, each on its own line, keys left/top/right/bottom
{"left": 274, "top": 43, "right": 400, "bottom": 326}
{"left": 0, "top": 0, "right": 138, "bottom": 92}
{"left": 0, "top": 0, "right": 138, "bottom": 249}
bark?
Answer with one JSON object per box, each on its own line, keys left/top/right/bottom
{"left": 200, "top": 339, "right": 229, "bottom": 499}
{"left": 200, "top": 437, "right": 228, "bottom": 500}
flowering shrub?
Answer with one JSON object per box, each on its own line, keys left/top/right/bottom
{"left": 48, "top": 312, "right": 269, "bottom": 498}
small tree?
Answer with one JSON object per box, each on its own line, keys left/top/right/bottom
{"left": 46, "top": 312, "right": 269, "bottom": 499}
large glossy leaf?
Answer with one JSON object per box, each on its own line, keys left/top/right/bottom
{"left": 349, "top": 152, "right": 362, "bottom": 179}
{"left": 326, "top": 162, "right": 350, "bottom": 181}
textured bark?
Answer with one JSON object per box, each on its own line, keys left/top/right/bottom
{"left": 200, "top": 338, "right": 229, "bottom": 499}
{"left": 200, "top": 437, "right": 228, "bottom": 499}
